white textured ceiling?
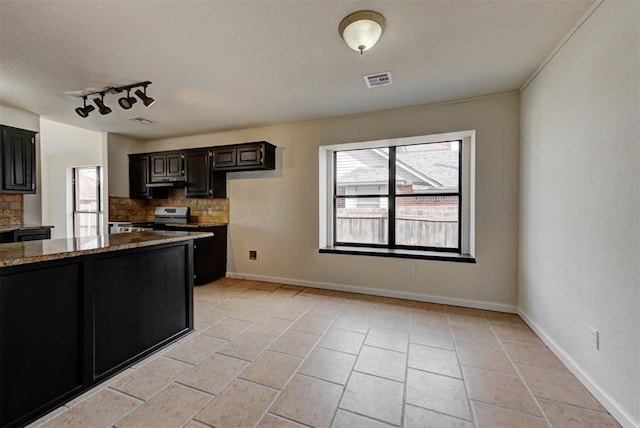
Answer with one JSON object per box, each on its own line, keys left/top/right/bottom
{"left": 0, "top": 0, "right": 594, "bottom": 140}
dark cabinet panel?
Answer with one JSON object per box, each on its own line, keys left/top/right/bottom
{"left": 128, "top": 154, "right": 152, "bottom": 199}
{"left": 1, "top": 125, "right": 37, "bottom": 194}
{"left": 184, "top": 149, "right": 226, "bottom": 198}
{"left": 150, "top": 152, "right": 184, "bottom": 181}
{"left": 13, "top": 228, "right": 51, "bottom": 242}
{"left": 212, "top": 142, "right": 275, "bottom": 171}
{"left": 0, "top": 262, "right": 83, "bottom": 427}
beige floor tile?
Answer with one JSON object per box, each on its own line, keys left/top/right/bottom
{"left": 308, "top": 302, "right": 345, "bottom": 320}
{"left": 217, "top": 296, "right": 252, "bottom": 311}
{"left": 408, "top": 343, "right": 461, "bottom": 378}
{"left": 177, "top": 353, "right": 248, "bottom": 394}
{"left": 411, "top": 309, "right": 449, "bottom": 327}
{"left": 298, "top": 347, "right": 356, "bottom": 385}
{"left": 247, "top": 316, "right": 293, "bottom": 337}
{"left": 163, "top": 334, "right": 227, "bottom": 365}
{"left": 492, "top": 324, "right": 543, "bottom": 345}
{"left": 463, "top": 366, "right": 541, "bottom": 416}
{"left": 183, "top": 421, "right": 211, "bottom": 428}
{"left": 291, "top": 314, "right": 334, "bottom": 335}
{"left": 195, "top": 379, "right": 278, "bottom": 428}
{"left": 115, "top": 383, "right": 211, "bottom": 428}
{"left": 354, "top": 345, "right": 407, "bottom": 382}
{"left": 448, "top": 313, "right": 490, "bottom": 328}
{"left": 339, "top": 371, "right": 404, "bottom": 425}
{"left": 456, "top": 342, "right": 516, "bottom": 374}
{"left": 472, "top": 401, "right": 547, "bottom": 428}
{"left": 252, "top": 281, "right": 284, "bottom": 291}
{"left": 538, "top": 398, "right": 621, "bottom": 427}
{"left": 404, "top": 404, "right": 474, "bottom": 428}
{"left": 331, "top": 409, "right": 395, "bottom": 427}
{"left": 41, "top": 389, "right": 138, "bottom": 428}
{"left": 446, "top": 306, "right": 488, "bottom": 317}
{"left": 484, "top": 311, "right": 526, "bottom": 326}
{"left": 195, "top": 305, "right": 234, "bottom": 325}
{"left": 269, "top": 329, "right": 320, "bottom": 357}
{"left": 503, "top": 340, "right": 568, "bottom": 372}
{"left": 270, "top": 375, "right": 343, "bottom": 428}
{"left": 332, "top": 314, "right": 372, "bottom": 333}
{"left": 342, "top": 302, "right": 377, "bottom": 318}
{"left": 257, "top": 414, "right": 305, "bottom": 427}
{"left": 269, "top": 303, "right": 310, "bottom": 320}
{"left": 228, "top": 304, "right": 273, "bottom": 322}
{"left": 517, "top": 365, "right": 606, "bottom": 411}
{"left": 411, "top": 301, "right": 446, "bottom": 311}
{"left": 217, "top": 332, "right": 273, "bottom": 361}
{"left": 410, "top": 325, "right": 455, "bottom": 350}
{"left": 318, "top": 328, "right": 365, "bottom": 355}
{"left": 406, "top": 369, "right": 472, "bottom": 421}
{"left": 24, "top": 405, "right": 68, "bottom": 427}
{"left": 110, "top": 357, "right": 192, "bottom": 400}
{"left": 365, "top": 327, "right": 409, "bottom": 353}
{"left": 253, "top": 294, "right": 290, "bottom": 309}
{"left": 239, "top": 350, "right": 302, "bottom": 389}
{"left": 201, "top": 317, "right": 252, "bottom": 340}
{"left": 451, "top": 324, "right": 500, "bottom": 347}
{"left": 370, "top": 313, "right": 411, "bottom": 331}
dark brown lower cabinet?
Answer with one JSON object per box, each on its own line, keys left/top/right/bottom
{"left": 0, "top": 241, "right": 194, "bottom": 427}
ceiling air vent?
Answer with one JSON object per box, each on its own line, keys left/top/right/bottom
{"left": 364, "top": 71, "right": 392, "bottom": 88}
{"left": 129, "top": 117, "right": 153, "bottom": 124}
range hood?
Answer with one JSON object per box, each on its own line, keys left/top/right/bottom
{"left": 145, "top": 180, "right": 186, "bottom": 188}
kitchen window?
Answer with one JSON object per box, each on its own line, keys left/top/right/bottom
{"left": 73, "top": 166, "right": 102, "bottom": 237}
{"left": 319, "top": 131, "right": 476, "bottom": 262}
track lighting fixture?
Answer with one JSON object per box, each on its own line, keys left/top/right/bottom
{"left": 75, "top": 96, "right": 95, "bottom": 118}
{"left": 94, "top": 93, "right": 112, "bottom": 115}
{"left": 118, "top": 89, "right": 137, "bottom": 109}
{"left": 72, "top": 81, "right": 154, "bottom": 118}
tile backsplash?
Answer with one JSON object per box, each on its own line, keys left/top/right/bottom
{"left": 0, "top": 194, "right": 23, "bottom": 227}
{"left": 109, "top": 189, "right": 229, "bottom": 224}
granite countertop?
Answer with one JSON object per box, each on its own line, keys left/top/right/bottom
{"left": 0, "top": 231, "right": 212, "bottom": 268}
{"left": 0, "top": 224, "right": 55, "bottom": 233}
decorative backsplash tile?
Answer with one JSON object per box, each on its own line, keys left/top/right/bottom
{"left": 109, "top": 189, "right": 229, "bottom": 224}
{"left": 0, "top": 194, "right": 23, "bottom": 227}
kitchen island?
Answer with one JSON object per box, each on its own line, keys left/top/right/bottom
{"left": 0, "top": 231, "right": 210, "bottom": 428}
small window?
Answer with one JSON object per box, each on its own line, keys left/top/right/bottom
{"left": 73, "top": 166, "right": 102, "bottom": 237}
{"left": 319, "top": 131, "right": 475, "bottom": 261}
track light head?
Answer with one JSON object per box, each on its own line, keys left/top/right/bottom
{"left": 75, "top": 96, "right": 95, "bottom": 118}
{"left": 118, "top": 90, "right": 137, "bottom": 109}
{"left": 135, "top": 86, "right": 155, "bottom": 107}
{"left": 94, "top": 94, "right": 112, "bottom": 115}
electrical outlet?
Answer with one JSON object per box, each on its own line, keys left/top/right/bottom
{"left": 249, "top": 250, "right": 257, "bottom": 261}
{"left": 264, "top": 208, "right": 271, "bottom": 217}
{"left": 589, "top": 326, "right": 599, "bottom": 350}
{"left": 407, "top": 266, "right": 415, "bottom": 277}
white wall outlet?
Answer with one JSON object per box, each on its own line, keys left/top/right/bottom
{"left": 264, "top": 207, "right": 271, "bottom": 217}
{"left": 589, "top": 326, "right": 599, "bottom": 350}
{"left": 407, "top": 266, "right": 415, "bottom": 277}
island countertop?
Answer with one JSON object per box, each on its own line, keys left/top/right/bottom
{"left": 0, "top": 231, "right": 213, "bottom": 268}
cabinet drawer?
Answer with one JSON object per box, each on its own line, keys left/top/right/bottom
{"left": 236, "top": 145, "right": 263, "bottom": 167}
{"left": 213, "top": 148, "right": 236, "bottom": 169}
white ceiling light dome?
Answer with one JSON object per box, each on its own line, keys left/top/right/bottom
{"left": 339, "top": 10, "right": 386, "bottom": 55}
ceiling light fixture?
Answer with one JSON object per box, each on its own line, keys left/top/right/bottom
{"left": 94, "top": 93, "right": 112, "bottom": 115}
{"left": 72, "top": 81, "right": 154, "bottom": 118}
{"left": 75, "top": 96, "right": 95, "bottom": 118}
{"left": 339, "top": 10, "right": 386, "bottom": 55}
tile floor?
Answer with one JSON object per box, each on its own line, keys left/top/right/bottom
{"left": 28, "top": 278, "right": 620, "bottom": 428}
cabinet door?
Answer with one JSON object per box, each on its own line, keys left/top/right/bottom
{"left": 167, "top": 153, "right": 184, "bottom": 177}
{"left": 236, "top": 145, "right": 263, "bottom": 167}
{"left": 1, "top": 126, "right": 36, "bottom": 193}
{"left": 129, "top": 155, "right": 151, "bottom": 199}
{"left": 185, "top": 149, "right": 212, "bottom": 197}
{"left": 212, "top": 147, "right": 236, "bottom": 169}
{"left": 150, "top": 154, "right": 167, "bottom": 180}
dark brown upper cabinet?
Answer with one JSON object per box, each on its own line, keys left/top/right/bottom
{"left": 1, "top": 125, "right": 37, "bottom": 194}
{"left": 184, "top": 149, "right": 226, "bottom": 198}
{"left": 150, "top": 152, "right": 184, "bottom": 182}
{"left": 128, "top": 154, "right": 152, "bottom": 199}
{"left": 212, "top": 141, "right": 275, "bottom": 171}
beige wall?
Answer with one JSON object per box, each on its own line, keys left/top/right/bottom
{"left": 127, "top": 92, "right": 521, "bottom": 310}
{"left": 519, "top": 1, "right": 639, "bottom": 425}
{"left": 106, "top": 133, "right": 145, "bottom": 197}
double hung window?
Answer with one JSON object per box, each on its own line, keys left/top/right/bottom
{"left": 73, "top": 166, "right": 102, "bottom": 237}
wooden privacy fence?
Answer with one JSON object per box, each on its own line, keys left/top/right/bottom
{"left": 336, "top": 214, "right": 458, "bottom": 247}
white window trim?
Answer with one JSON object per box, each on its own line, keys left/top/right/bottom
{"left": 319, "top": 130, "right": 476, "bottom": 259}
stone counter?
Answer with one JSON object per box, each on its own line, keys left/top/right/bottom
{"left": 0, "top": 231, "right": 212, "bottom": 267}
{"left": 0, "top": 224, "right": 54, "bottom": 233}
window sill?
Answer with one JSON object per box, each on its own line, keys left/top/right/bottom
{"left": 319, "top": 246, "right": 476, "bottom": 263}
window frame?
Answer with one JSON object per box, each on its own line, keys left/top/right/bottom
{"left": 72, "top": 166, "right": 102, "bottom": 237}
{"left": 319, "top": 131, "right": 476, "bottom": 262}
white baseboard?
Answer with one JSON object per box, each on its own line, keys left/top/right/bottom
{"left": 518, "top": 309, "right": 639, "bottom": 428}
{"left": 226, "top": 271, "right": 517, "bottom": 313}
